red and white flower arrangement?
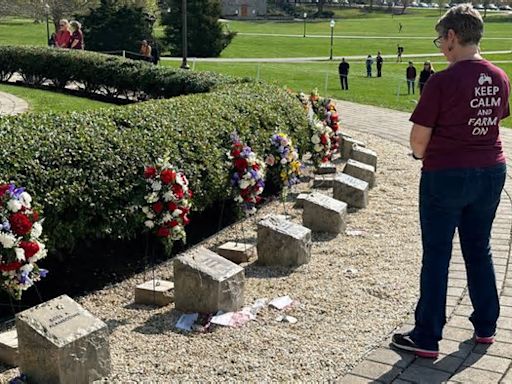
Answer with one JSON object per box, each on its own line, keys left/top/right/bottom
{"left": 310, "top": 121, "right": 333, "bottom": 166}
{"left": 142, "top": 159, "right": 192, "bottom": 249}
{"left": 228, "top": 133, "right": 266, "bottom": 215}
{"left": 0, "top": 183, "right": 48, "bottom": 300}
{"left": 266, "top": 133, "right": 302, "bottom": 189}
{"left": 325, "top": 100, "right": 341, "bottom": 153}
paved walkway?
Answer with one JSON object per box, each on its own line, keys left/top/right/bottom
{"left": 337, "top": 99, "right": 512, "bottom": 383}
{"left": 0, "top": 91, "right": 28, "bottom": 116}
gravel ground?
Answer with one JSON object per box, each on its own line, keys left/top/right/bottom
{"left": 0, "top": 128, "right": 424, "bottom": 382}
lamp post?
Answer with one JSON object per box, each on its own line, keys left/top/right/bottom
{"left": 44, "top": 3, "right": 50, "bottom": 46}
{"left": 180, "top": 0, "right": 189, "bottom": 69}
{"left": 303, "top": 12, "right": 307, "bottom": 38}
{"left": 329, "top": 19, "right": 335, "bottom": 60}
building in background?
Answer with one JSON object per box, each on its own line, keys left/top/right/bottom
{"left": 221, "top": 0, "right": 267, "bottom": 17}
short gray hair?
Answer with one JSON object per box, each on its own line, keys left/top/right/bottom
{"left": 435, "top": 4, "right": 483, "bottom": 45}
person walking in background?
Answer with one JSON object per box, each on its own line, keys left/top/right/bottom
{"left": 376, "top": 51, "right": 384, "bottom": 77}
{"left": 140, "top": 40, "right": 152, "bottom": 61}
{"left": 365, "top": 55, "right": 374, "bottom": 77}
{"left": 392, "top": 4, "right": 510, "bottom": 359}
{"left": 418, "top": 61, "right": 435, "bottom": 94}
{"left": 397, "top": 44, "right": 404, "bottom": 62}
{"left": 338, "top": 58, "right": 350, "bottom": 90}
{"left": 399, "top": 22, "right": 403, "bottom": 32}
{"left": 55, "top": 19, "right": 71, "bottom": 48}
{"left": 69, "top": 21, "right": 84, "bottom": 50}
{"left": 406, "top": 61, "right": 417, "bottom": 94}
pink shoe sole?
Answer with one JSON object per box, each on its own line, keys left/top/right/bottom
{"left": 475, "top": 335, "right": 495, "bottom": 344}
{"left": 415, "top": 350, "right": 439, "bottom": 359}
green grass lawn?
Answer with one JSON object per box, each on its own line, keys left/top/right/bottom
{"left": 161, "top": 57, "right": 512, "bottom": 127}
{"left": 0, "top": 84, "right": 111, "bottom": 113}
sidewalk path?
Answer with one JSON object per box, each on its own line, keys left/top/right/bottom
{"left": 0, "top": 91, "right": 28, "bottom": 116}
{"left": 337, "top": 99, "right": 512, "bottom": 383}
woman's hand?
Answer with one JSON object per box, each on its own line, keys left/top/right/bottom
{"left": 410, "top": 123, "right": 432, "bottom": 159}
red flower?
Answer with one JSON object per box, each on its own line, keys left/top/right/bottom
{"left": 188, "top": 189, "right": 193, "bottom": 198}
{"left": 172, "top": 184, "right": 184, "bottom": 199}
{"left": 252, "top": 163, "right": 260, "bottom": 171}
{"left": 160, "top": 169, "right": 176, "bottom": 185}
{"left": 322, "top": 156, "right": 330, "bottom": 163}
{"left": 182, "top": 215, "right": 190, "bottom": 225}
{"left": 231, "top": 149, "right": 241, "bottom": 158}
{"left": 19, "top": 241, "right": 40, "bottom": 259}
{"left": 320, "top": 135, "right": 328, "bottom": 145}
{"left": 170, "top": 220, "right": 179, "bottom": 227}
{"left": 144, "top": 167, "right": 157, "bottom": 179}
{"left": 234, "top": 158, "right": 248, "bottom": 172}
{"left": 152, "top": 201, "right": 164, "bottom": 214}
{"left": 0, "top": 261, "right": 22, "bottom": 272}
{"left": 167, "top": 202, "right": 178, "bottom": 212}
{"left": 32, "top": 210, "right": 39, "bottom": 222}
{"left": 0, "top": 184, "right": 9, "bottom": 197}
{"left": 180, "top": 206, "right": 190, "bottom": 214}
{"left": 156, "top": 227, "right": 170, "bottom": 237}
{"left": 9, "top": 213, "right": 32, "bottom": 236}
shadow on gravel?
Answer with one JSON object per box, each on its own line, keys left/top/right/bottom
{"left": 244, "top": 264, "right": 302, "bottom": 279}
{"left": 133, "top": 309, "right": 183, "bottom": 335}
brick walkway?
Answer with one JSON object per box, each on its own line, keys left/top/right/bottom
{"left": 0, "top": 91, "right": 28, "bottom": 116}
{"left": 337, "top": 100, "right": 512, "bottom": 383}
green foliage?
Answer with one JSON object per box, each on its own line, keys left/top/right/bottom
{"left": 0, "top": 45, "right": 238, "bottom": 97}
{"left": 160, "top": 0, "right": 236, "bottom": 57}
{"left": 79, "top": 0, "right": 152, "bottom": 52}
{"left": 0, "top": 83, "right": 309, "bottom": 251}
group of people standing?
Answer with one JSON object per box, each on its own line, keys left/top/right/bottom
{"left": 50, "top": 19, "right": 84, "bottom": 49}
{"left": 338, "top": 55, "right": 435, "bottom": 95}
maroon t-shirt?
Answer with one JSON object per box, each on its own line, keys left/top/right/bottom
{"left": 410, "top": 59, "right": 510, "bottom": 171}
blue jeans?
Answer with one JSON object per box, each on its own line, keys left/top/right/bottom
{"left": 411, "top": 163, "right": 506, "bottom": 350}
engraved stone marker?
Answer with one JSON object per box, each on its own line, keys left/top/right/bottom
{"left": 302, "top": 192, "right": 348, "bottom": 234}
{"left": 341, "top": 137, "right": 366, "bottom": 160}
{"left": 0, "top": 329, "right": 18, "bottom": 367}
{"left": 174, "top": 247, "right": 245, "bottom": 313}
{"left": 315, "top": 163, "right": 337, "bottom": 175}
{"left": 351, "top": 145, "right": 378, "bottom": 170}
{"left": 294, "top": 193, "right": 308, "bottom": 208}
{"left": 313, "top": 174, "right": 335, "bottom": 188}
{"left": 16, "top": 295, "right": 110, "bottom": 384}
{"left": 135, "top": 279, "right": 174, "bottom": 307}
{"left": 343, "top": 159, "right": 376, "bottom": 188}
{"left": 257, "top": 215, "right": 312, "bottom": 266}
{"left": 333, "top": 173, "right": 369, "bottom": 209}
{"left": 217, "top": 242, "right": 256, "bottom": 264}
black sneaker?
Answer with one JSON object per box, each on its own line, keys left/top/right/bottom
{"left": 391, "top": 332, "right": 439, "bottom": 358}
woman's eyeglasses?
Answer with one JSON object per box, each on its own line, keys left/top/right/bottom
{"left": 433, "top": 36, "right": 442, "bottom": 48}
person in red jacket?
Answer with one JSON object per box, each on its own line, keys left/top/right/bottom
{"left": 55, "top": 19, "right": 71, "bottom": 48}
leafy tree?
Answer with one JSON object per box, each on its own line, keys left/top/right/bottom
{"left": 160, "top": 0, "right": 235, "bottom": 57}
{"left": 79, "top": 0, "right": 153, "bottom": 52}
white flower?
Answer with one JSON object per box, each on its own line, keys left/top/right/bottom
{"left": 145, "top": 193, "right": 159, "bottom": 203}
{"left": 234, "top": 196, "right": 243, "bottom": 203}
{"left": 144, "top": 220, "right": 154, "bottom": 229}
{"left": 0, "top": 233, "right": 17, "bottom": 249}
{"left": 152, "top": 181, "right": 162, "bottom": 192}
{"left": 311, "top": 135, "right": 320, "bottom": 144}
{"left": 14, "top": 247, "right": 25, "bottom": 262}
{"left": 7, "top": 199, "right": 22, "bottom": 212}
{"left": 172, "top": 209, "right": 182, "bottom": 217}
{"left": 162, "top": 213, "right": 173, "bottom": 222}
{"left": 20, "top": 263, "right": 33, "bottom": 274}
{"left": 314, "top": 144, "right": 323, "bottom": 152}
{"left": 142, "top": 206, "right": 150, "bottom": 214}
{"left": 240, "top": 179, "right": 251, "bottom": 189}
{"left": 163, "top": 191, "right": 174, "bottom": 202}
{"left": 146, "top": 212, "right": 155, "bottom": 219}
{"left": 30, "top": 242, "right": 47, "bottom": 262}
{"left": 280, "top": 158, "right": 288, "bottom": 165}
{"left": 31, "top": 222, "right": 43, "bottom": 238}
{"left": 19, "top": 192, "right": 32, "bottom": 208}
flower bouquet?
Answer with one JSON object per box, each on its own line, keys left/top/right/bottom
{"left": 142, "top": 159, "right": 193, "bottom": 252}
{"left": 296, "top": 92, "right": 309, "bottom": 111}
{"left": 310, "top": 120, "right": 333, "bottom": 166}
{"left": 0, "top": 183, "right": 48, "bottom": 300}
{"left": 266, "top": 133, "right": 302, "bottom": 190}
{"left": 325, "top": 100, "right": 341, "bottom": 153}
{"left": 227, "top": 133, "right": 266, "bottom": 216}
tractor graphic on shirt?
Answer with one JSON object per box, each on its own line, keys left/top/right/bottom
{"left": 478, "top": 73, "right": 492, "bottom": 86}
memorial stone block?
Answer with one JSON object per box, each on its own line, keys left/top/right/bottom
{"left": 341, "top": 137, "right": 366, "bottom": 160}
{"left": 351, "top": 145, "right": 378, "bottom": 170}
{"left": 0, "top": 329, "right": 18, "bottom": 366}
{"left": 343, "top": 159, "right": 376, "bottom": 188}
{"left": 174, "top": 247, "right": 245, "bottom": 313}
{"left": 333, "top": 173, "right": 369, "bottom": 209}
{"left": 313, "top": 174, "right": 335, "bottom": 188}
{"left": 135, "top": 279, "right": 174, "bottom": 307}
{"left": 302, "top": 192, "right": 348, "bottom": 234}
{"left": 257, "top": 215, "right": 312, "bottom": 266}
{"left": 315, "top": 163, "right": 337, "bottom": 175}
{"left": 294, "top": 193, "right": 308, "bottom": 208}
{"left": 16, "top": 295, "right": 110, "bottom": 384}
{"left": 217, "top": 242, "right": 256, "bottom": 264}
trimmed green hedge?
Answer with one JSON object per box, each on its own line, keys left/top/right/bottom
{"left": 0, "top": 83, "right": 309, "bottom": 250}
{"left": 0, "top": 46, "right": 239, "bottom": 98}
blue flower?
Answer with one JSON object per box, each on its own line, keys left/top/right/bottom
{"left": 39, "top": 269, "right": 49, "bottom": 278}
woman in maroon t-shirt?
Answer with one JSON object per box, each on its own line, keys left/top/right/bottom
{"left": 69, "top": 21, "right": 84, "bottom": 50}
{"left": 392, "top": 4, "right": 511, "bottom": 359}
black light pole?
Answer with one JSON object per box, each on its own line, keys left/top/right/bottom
{"left": 180, "top": 0, "right": 190, "bottom": 69}
{"left": 45, "top": 3, "right": 50, "bottom": 46}
{"left": 303, "top": 12, "right": 307, "bottom": 38}
{"left": 329, "top": 19, "right": 335, "bottom": 60}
